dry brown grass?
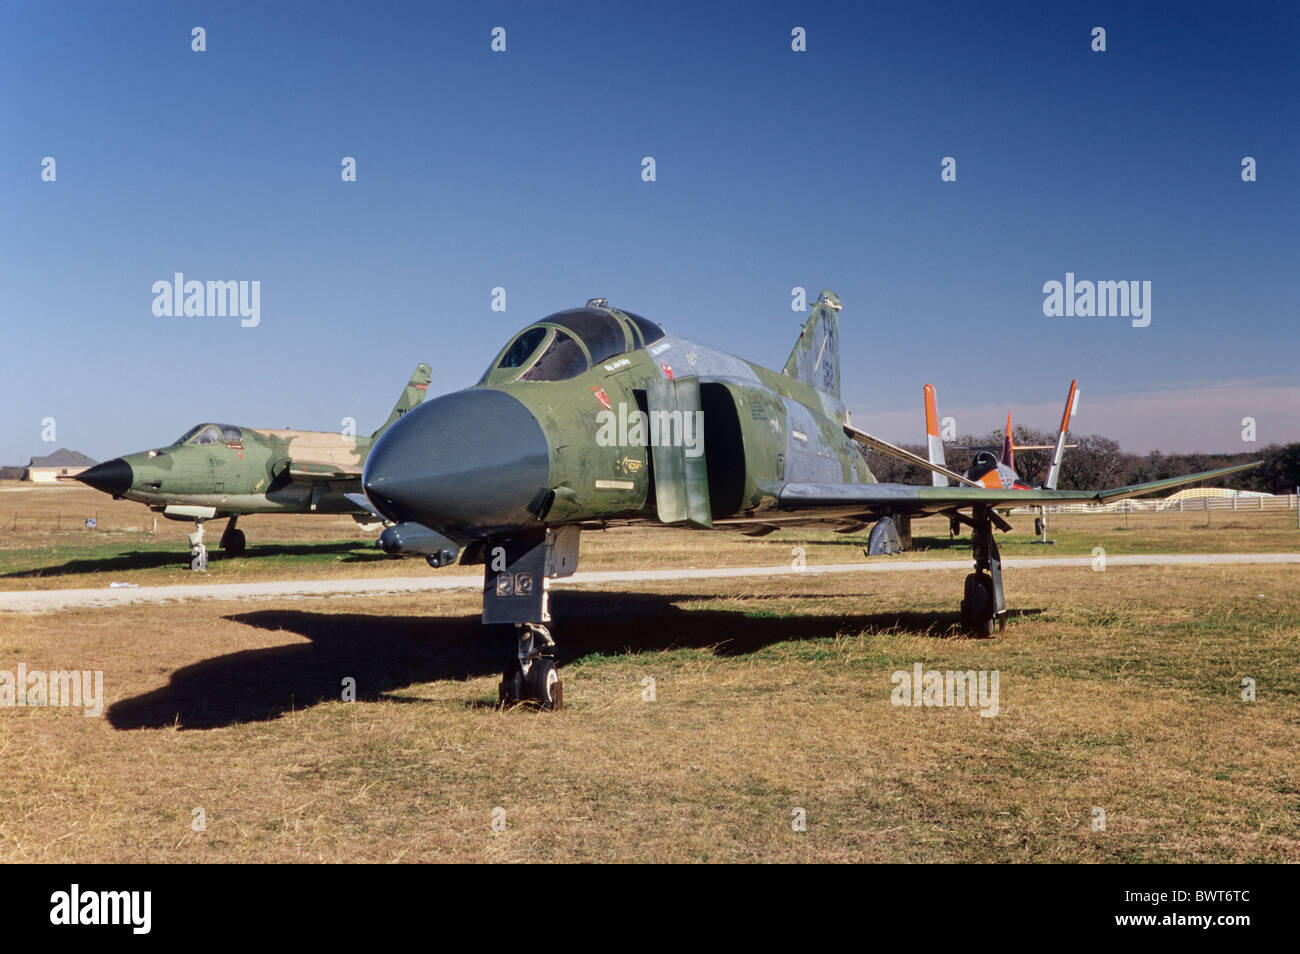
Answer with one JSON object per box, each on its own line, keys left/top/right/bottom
{"left": 0, "top": 553, "right": 1295, "bottom": 863}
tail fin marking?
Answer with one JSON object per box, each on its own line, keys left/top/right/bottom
{"left": 924, "top": 384, "right": 948, "bottom": 487}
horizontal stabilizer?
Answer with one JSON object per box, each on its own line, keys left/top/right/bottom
{"left": 845, "top": 421, "right": 980, "bottom": 488}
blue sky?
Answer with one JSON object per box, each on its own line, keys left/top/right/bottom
{"left": 2, "top": 0, "right": 1296, "bottom": 462}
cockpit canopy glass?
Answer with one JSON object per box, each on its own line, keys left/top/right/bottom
{"left": 541, "top": 308, "right": 626, "bottom": 365}
{"left": 480, "top": 305, "right": 665, "bottom": 384}
{"left": 620, "top": 310, "right": 665, "bottom": 347}
{"left": 496, "top": 326, "right": 548, "bottom": 370}
{"left": 174, "top": 423, "right": 240, "bottom": 446}
{"left": 520, "top": 330, "right": 588, "bottom": 381}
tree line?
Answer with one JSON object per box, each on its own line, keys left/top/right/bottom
{"left": 864, "top": 429, "right": 1300, "bottom": 494}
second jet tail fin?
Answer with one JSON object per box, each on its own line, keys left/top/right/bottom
{"left": 1044, "top": 379, "right": 1078, "bottom": 490}
{"left": 1000, "top": 410, "right": 1015, "bottom": 470}
{"left": 371, "top": 363, "right": 433, "bottom": 440}
{"left": 924, "top": 384, "right": 948, "bottom": 487}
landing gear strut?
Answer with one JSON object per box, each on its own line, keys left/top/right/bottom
{"left": 220, "top": 516, "right": 246, "bottom": 556}
{"left": 483, "top": 527, "right": 579, "bottom": 711}
{"left": 188, "top": 520, "right": 208, "bottom": 572}
{"left": 958, "top": 506, "right": 1007, "bottom": 636}
{"left": 1030, "top": 506, "right": 1055, "bottom": 545}
{"left": 498, "top": 623, "right": 561, "bottom": 710}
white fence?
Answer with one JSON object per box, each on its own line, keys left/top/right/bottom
{"left": 1008, "top": 494, "right": 1299, "bottom": 516}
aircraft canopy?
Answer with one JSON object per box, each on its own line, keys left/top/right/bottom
{"left": 481, "top": 306, "right": 665, "bottom": 385}
{"left": 174, "top": 423, "right": 243, "bottom": 446}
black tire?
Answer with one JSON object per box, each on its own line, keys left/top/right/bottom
{"left": 961, "top": 573, "right": 995, "bottom": 636}
{"left": 222, "top": 528, "right": 247, "bottom": 557}
{"left": 525, "top": 658, "right": 559, "bottom": 711}
{"left": 498, "top": 669, "right": 523, "bottom": 706}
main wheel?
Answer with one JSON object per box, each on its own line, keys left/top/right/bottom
{"left": 222, "top": 528, "right": 247, "bottom": 556}
{"left": 525, "top": 658, "right": 559, "bottom": 711}
{"left": 961, "top": 573, "right": 996, "bottom": 636}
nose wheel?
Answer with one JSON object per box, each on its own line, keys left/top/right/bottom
{"left": 188, "top": 520, "right": 208, "bottom": 571}
{"left": 498, "top": 623, "right": 562, "bottom": 711}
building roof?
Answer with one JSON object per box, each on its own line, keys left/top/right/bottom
{"left": 26, "top": 448, "right": 97, "bottom": 468}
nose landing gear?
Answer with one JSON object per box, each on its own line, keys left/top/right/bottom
{"left": 188, "top": 521, "right": 207, "bottom": 572}
{"left": 498, "top": 623, "right": 561, "bottom": 711}
{"left": 484, "top": 528, "right": 579, "bottom": 711}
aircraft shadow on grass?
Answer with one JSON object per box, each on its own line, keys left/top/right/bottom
{"left": 3, "top": 542, "right": 389, "bottom": 578}
{"left": 106, "top": 591, "right": 1041, "bottom": 731}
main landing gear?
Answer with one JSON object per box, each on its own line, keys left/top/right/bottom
{"left": 1030, "top": 507, "right": 1056, "bottom": 545}
{"left": 219, "top": 516, "right": 246, "bottom": 556}
{"left": 498, "top": 623, "right": 561, "bottom": 710}
{"left": 185, "top": 516, "right": 246, "bottom": 570}
{"left": 956, "top": 506, "right": 1008, "bottom": 637}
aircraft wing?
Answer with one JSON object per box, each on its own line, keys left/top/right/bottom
{"left": 343, "top": 491, "right": 384, "bottom": 518}
{"left": 282, "top": 462, "right": 363, "bottom": 482}
{"left": 772, "top": 461, "right": 1261, "bottom": 517}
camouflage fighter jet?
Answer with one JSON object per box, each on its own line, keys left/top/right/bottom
{"left": 360, "top": 294, "right": 1256, "bottom": 708}
{"left": 77, "top": 364, "right": 432, "bottom": 557}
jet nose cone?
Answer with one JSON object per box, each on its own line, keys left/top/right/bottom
{"left": 76, "top": 458, "right": 133, "bottom": 497}
{"left": 363, "top": 389, "right": 550, "bottom": 537}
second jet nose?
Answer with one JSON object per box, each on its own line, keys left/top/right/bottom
{"left": 363, "top": 389, "right": 551, "bottom": 537}
{"left": 76, "top": 458, "right": 133, "bottom": 497}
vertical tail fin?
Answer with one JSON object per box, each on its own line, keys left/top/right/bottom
{"left": 923, "top": 384, "right": 948, "bottom": 487}
{"left": 1000, "top": 410, "right": 1015, "bottom": 469}
{"left": 782, "top": 290, "right": 841, "bottom": 398}
{"left": 1044, "top": 379, "right": 1078, "bottom": 490}
{"left": 371, "top": 363, "right": 433, "bottom": 439}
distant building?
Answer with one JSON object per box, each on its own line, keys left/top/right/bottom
{"left": 22, "top": 448, "right": 98, "bottom": 483}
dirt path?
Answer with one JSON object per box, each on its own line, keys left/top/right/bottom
{"left": 1, "top": 552, "right": 1297, "bottom": 613}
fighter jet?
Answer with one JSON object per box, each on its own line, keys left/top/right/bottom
{"left": 924, "top": 380, "right": 1079, "bottom": 492}
{"left": 361, "top": 294, "right": 1256, "bottom": 708}
{"left": 923, "top": 380, "right": 1080, "bottom": 543}
{"left": 77, "top": 364, "right": 432, "bottom": 557}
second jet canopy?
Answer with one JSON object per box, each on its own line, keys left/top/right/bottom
{"left": 173, "top": 423, "right": 243, "bottom": 446}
